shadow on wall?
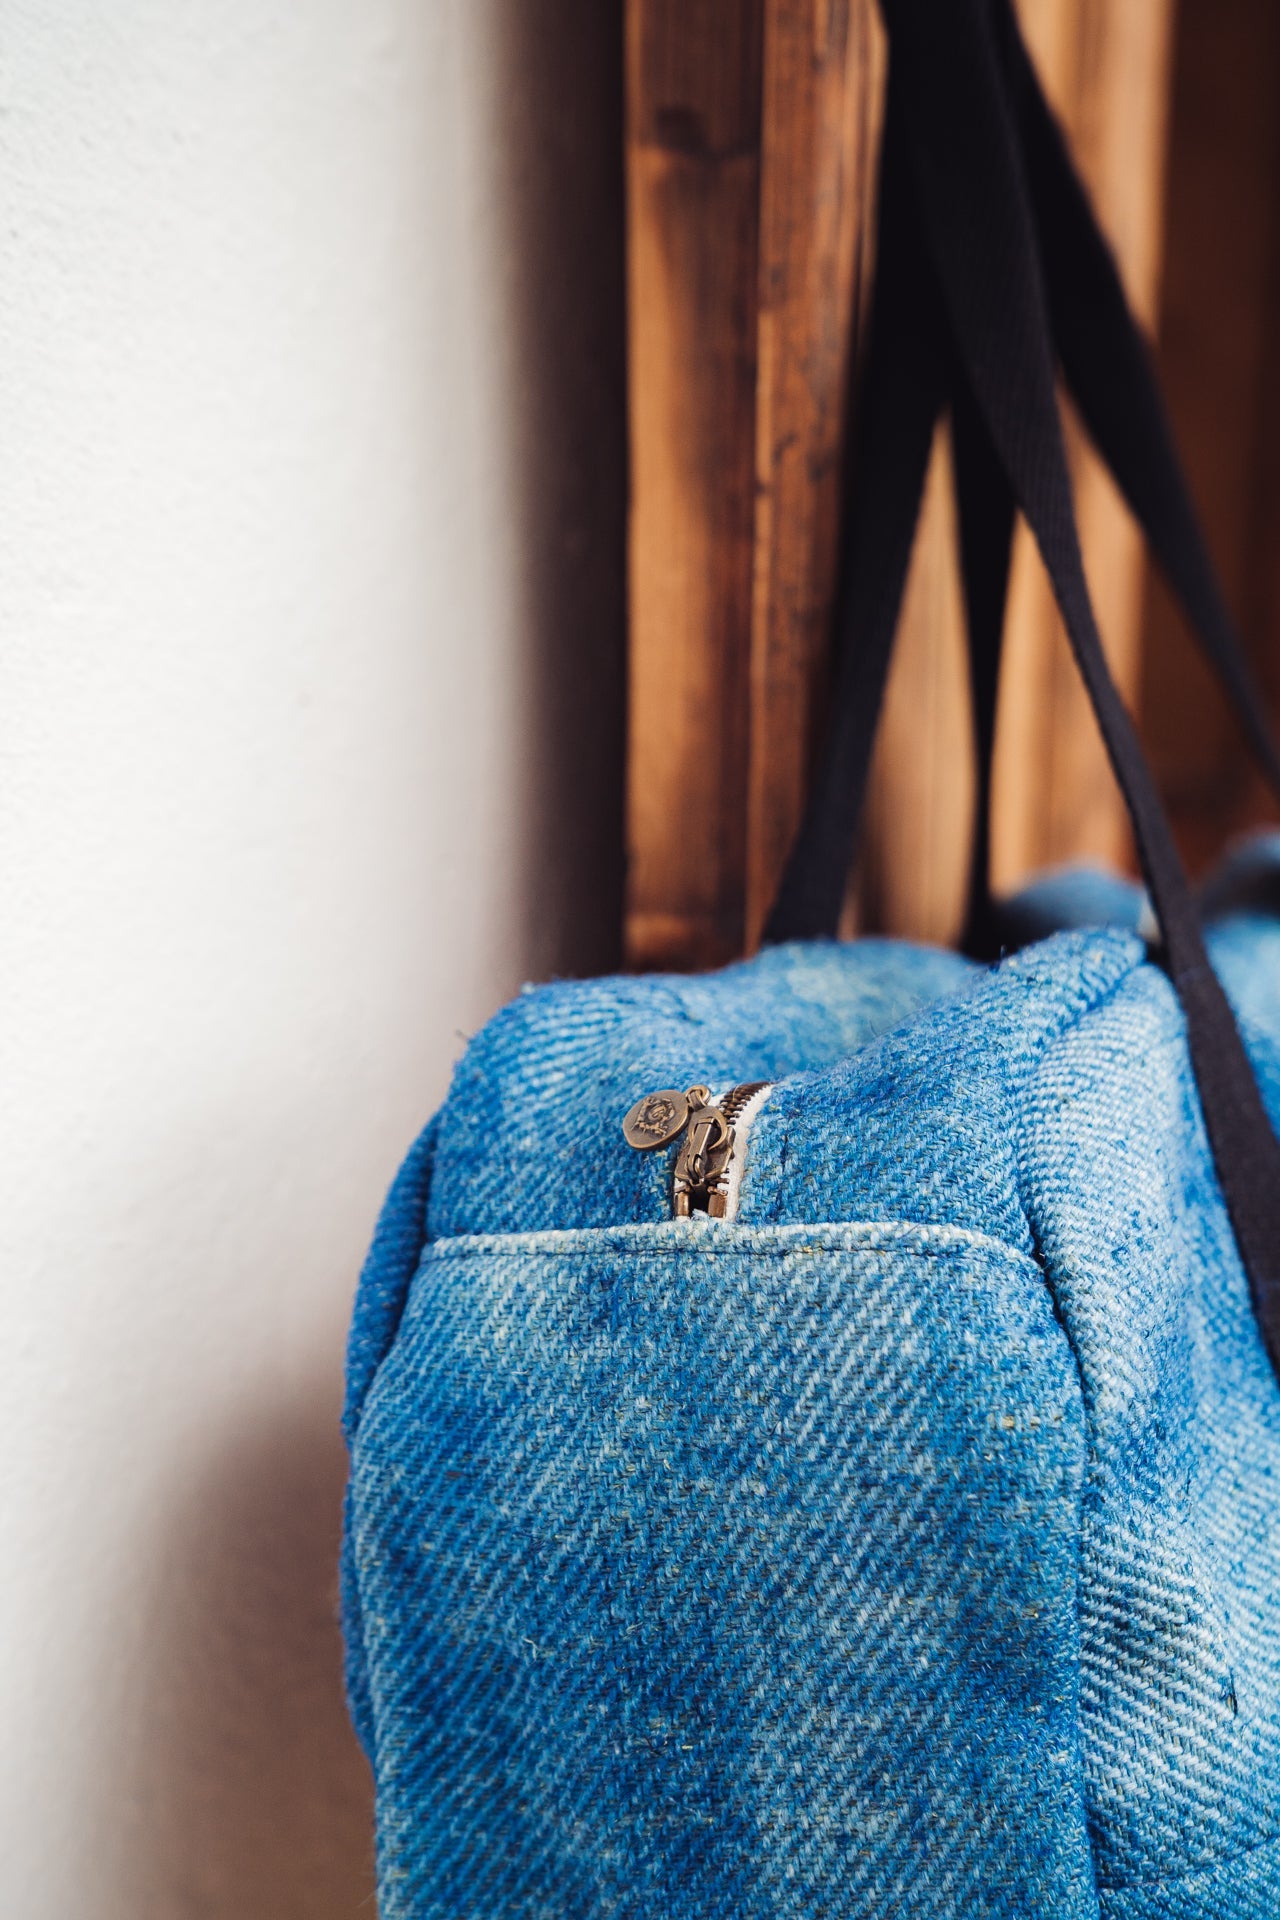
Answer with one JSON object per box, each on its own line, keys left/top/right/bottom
{"left": 104, "top": 4, "right": 626, "bottom": 1914}
{"left": 126, "top": 1395, "right": 376, "bottom": 1918}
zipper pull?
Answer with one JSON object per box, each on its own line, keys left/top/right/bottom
{"left": 621, "top": 1085, "right": 706, "bottom": 1151}
{"left": 674, "top": 1098, "right": 733, "bottom": 1216}
{"left": 621, "top": 1081, "right": 770, "bottom": 1218}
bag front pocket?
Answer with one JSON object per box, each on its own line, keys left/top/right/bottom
{"left": 349, "top": 1219, "right": 1095, "bottom": 1920}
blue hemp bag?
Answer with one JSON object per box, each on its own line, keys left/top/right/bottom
{"left": 342, "top": 2, "right": 1280, "bottom": 1913}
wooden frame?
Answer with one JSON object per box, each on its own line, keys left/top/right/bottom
{"left": 625, "top": 0, "right": 1175, "bottom": 967}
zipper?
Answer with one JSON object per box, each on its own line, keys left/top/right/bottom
{"left": 621, "top": 1081, "right": 772, "bottom": 1219}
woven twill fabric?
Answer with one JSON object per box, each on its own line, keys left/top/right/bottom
{"left": 342, "top": 843, "right": 1280, "bottom": 1917}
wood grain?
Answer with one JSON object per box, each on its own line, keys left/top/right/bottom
{"left": 624, "top": 0, "right": 882, "bottom": 967}
{"left": 989, "top": 0, "right": 1175, "bottom": 895}
{"left": 857, "top": 421, "right": 974, "bottom": 944}
{"left": 861, "top": 0, "right": 1176, "bottom": 940}
{"left": 1140, "top": 0, "right": 1280, "bottom": 875}
{"left": 745, "top": 0, "right": 885, "bottom": 949}
{"left": 624, "top": 0, "right": 765, "bottom": 969}
{"left": 625, "top": 0, "right": 1179, "bottom": 963}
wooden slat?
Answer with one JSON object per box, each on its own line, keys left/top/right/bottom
{"left": 989, "top": 0, "right": 1176, "bottom": 895}
{"left": 862, "top": 0, "right": 1176, "bottom": 940}
{"left": 624, "top": 0, "right": 765, "bottom": 970}
{"left": 1140, "top": 0, "right": 1280, "bottom": 874}
{"left": 624, "top": 0, "right": 882, "bottom": 968}
{"left": 856, "top": 422, "right": 974, "bottom": 943}
{"left": 625, "top": 0, "right": 1178, "bottom": 963}
{"left": 745, "top": 0, "right": 885, "bottom": 949}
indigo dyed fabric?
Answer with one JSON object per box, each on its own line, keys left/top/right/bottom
{"left": 343, "top": 842, "right": 1280, "bottom": 1917}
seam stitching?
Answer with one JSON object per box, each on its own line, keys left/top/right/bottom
{"left": 1008, "top": 946, "right": 1156, "bottom": 1909}
{"left": 423, "top": 1218, "right": 1045, "bottom": 1271}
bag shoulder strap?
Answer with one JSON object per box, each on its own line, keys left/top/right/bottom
{"left": 997, "top": 0, "right": 1280, "bottom": 795}
{"left": 766, "top": 0, "right": 1280, "bottom": 1379}
{"left": 763, "top": 58, "right": 947, "bottom": 943}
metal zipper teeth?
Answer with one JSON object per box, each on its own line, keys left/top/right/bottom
{"left": 710, "top": 1081, "right": 773, "bottom": 1221}
{"left": 718, "top": 1081, "right": 769, "bottom": 1127}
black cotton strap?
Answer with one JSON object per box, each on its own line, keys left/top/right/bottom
{"left": 764, "top": 59, "right": 946, "bottom": 943}
{"left": 992, "top": 0, "right": 1280, "bottom": 797}
{"left": 955, "top": 0, "right": 1280, "bottom": 951}
{"left": 954, "top": 0, "right": 1280, "bottom": 950}
{"left": 888, "top": 0, "right": 1280, "bottom": 1357}
{"left": 766, "top": 0, "right": 1280, "bottom": 1377}
{"left": 951, "top": 369, "right": 1015, "bottom": 959}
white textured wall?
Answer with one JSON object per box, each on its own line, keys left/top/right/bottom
{"left": 0, "top": 4, "right": 624, "bottom": 1914}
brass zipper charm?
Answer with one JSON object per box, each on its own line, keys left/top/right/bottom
{"left": 622, "top": 1081, "right": 770, "bottom": 1218}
